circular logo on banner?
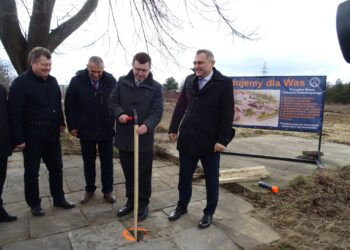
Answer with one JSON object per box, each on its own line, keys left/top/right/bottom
{"left": 309, "top": 77, "right": 321, "bottom": 88}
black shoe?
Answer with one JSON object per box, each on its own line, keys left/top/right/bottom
{"left": 53, "top": 199, "right": 75, "bottom": 209}
{"left": 117, "top": 202, "right": 133, "bottom": 217}
{"left": 198, "top": 214, "right": 213, "bottom": 229}
{"left": 168, "top": 206, "right": 187, "bottom": 221}
{"left": 31, "top": 205, "right": 45, "bottom": 216}
{"left": 138, "top": 206, "right": 148, "bottom": 221}
{"left": 0, "top": 206, "right": 17, "bottom": 222}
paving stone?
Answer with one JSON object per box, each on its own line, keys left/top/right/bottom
{"left": 2, "top": 201, "right": 30, "bottom": 219}
{"left": 214, "top": 191, "right": 254, "bottom": 220}
{"left": 3, "top": 233, "right": 72, "bottom": 250}
{"left": 163, "top": 201, "right": 210, "bottom": 231}
{"left": 29, "top": 208, "right": 88, "bottom": 238}
{"left": 69, "top": 220, "right": 131, "bottom": 250}
{"left": 120, "top": 211, "right": 183, "bottom": 240}
{"left": 152, "top": 177, "right": 173, "bottom": 192}
{"left": 174, "top": 225, "right": 240, "bottom": 250}
{"left": 150, "top": 188, "right": 179, "bottom": 211}
{"left": 4, "top": 144, "right": 326, "bottom": 249}
{"left": 215, "top": 214, "right": 280, "bottom": 250}
{"left": 81, "top": 202, "right": 116, "bottom": 226}
{"left": 0, "top": 219, "right": 29, "bottom": 245}
{"left": 118, "top": 238, "right": 180, "bottom": 250}
{"left": 63, "top": 167, "right": 89, "bottom": 192}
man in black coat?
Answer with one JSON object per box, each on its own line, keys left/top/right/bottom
{"left": 109, "top": 52, "right": 163, "bottom": 221}
{"left": 8, "top": 47, "right": 75, "bottom": 217}
{"left": 65, "top": 56, "right": 117, "bottom": 204}
{"left": 0, "top": 83, "right": 17, "bottom": 222}
{"left": 168, "top": 49, "right": 234, "bottom": 229}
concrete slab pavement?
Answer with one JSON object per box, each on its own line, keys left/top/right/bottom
{"left": 3, "top": 134, "right": 348, "bottom": 249}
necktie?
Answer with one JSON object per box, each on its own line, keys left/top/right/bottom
{"left": 92, "top": 80, "right": 98, "bottom": 90}
{"left": 198, "top": 78, "right": 206, "bottom": 90}
{"left": 135, "top": 80, "right": 142, "bottom": 86}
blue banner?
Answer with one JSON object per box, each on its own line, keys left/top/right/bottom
{"left": 231, "top": 76, "right": 326, "bottom": 133}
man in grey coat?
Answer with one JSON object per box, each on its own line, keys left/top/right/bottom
{"left": 0, "top": 83, "right": 17, "bottom": 222}
{"left": 109, "top": 52, "right": 163, "bottom": 221}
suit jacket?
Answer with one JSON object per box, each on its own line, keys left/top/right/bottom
{"left": 169, "top": 68, "right": 234, "bottom": 155}
{"left": 64, "top": 69, "right": 117, "bottom": 140}
{"left": 8, "top": 69, "right": 65, "bottom": 145}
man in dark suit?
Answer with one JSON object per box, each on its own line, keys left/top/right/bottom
{"left": 65, "top": 56, "right": 117, "bottom": 204}
{"left": 168, "top": 49, "right": 234, "bottom": 229}
{"left": 8, "top": 47, "right": 75, "bottom": 216}
{"left": 0, "top": 83, "right": 17, "bottom": 222}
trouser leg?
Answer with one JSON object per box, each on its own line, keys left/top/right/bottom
{"left": 201, "top": 152, "right": 220, "bottom": 215}
{"left": 23, "top": 142, "right": 42, "bottom": 207}
{"left": 177, "top": 151, "right": 199, "bottom": 209}
{"left": 80, "top": 140, "right": 97, "bottom": 193}
{"left": 42, "top": 141, "right": 65, "bottom": 203}
{"left": 119, "top": 150, "right": 134, "bottom": 201}
{"left": 98, "top": 139, "right": 114, "bottom": 194}
{"left": 138, "top": 151, "right": 153, "bottom": 207}
{"left": 0, "top": 156, "right": 8, "bottom": 206}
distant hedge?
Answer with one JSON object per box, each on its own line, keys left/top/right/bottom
{"left": 326, "top": 80, "right": 350, "bottom": 104}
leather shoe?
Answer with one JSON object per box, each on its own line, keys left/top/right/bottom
{"left": 117, "top": 202, "right": 133, "bottom": 217}
{"left": 0, "top": 206, "right": 17, "bottom": 222}
{"left": 168, "top": 207, "right": 187, "bottom": 221}
{"left": 198, "top": 214, "right": 213, "bottom": 229}
{"left": 31, "top": 205, "right": 45, "bottom": 216}
{"left": 80, "top": 192, "right": 94, "bottom": 204}
{"left": 103, "top": 193, "right": 116, "bottom": 203}
{"left": 138, "top": 206, "right": 148, "bottom": 221}
{"left": 53, "top": 199, "right": 75, "bottom": 209}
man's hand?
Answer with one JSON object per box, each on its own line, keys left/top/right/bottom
{"left": 70, "top": 129, "right": 78, "bottom": 137}
{"left": 118, "top": 114, "right": 129, "bottom": 124}
{"left": 16, "top": 143, "right": 26, "bottom": 150}
{"left": 60, "top": 126, "right": 66, "bottom": 133}
{"left": 168, "top": 133, "right": 177, "bottom": 143}
{"left": 214, "top": 143, "right": 226, "bottom": 152}
{"left": 136, "top": 124, "right": 148, "bottom": 135}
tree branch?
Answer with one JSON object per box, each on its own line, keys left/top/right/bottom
{"left": 47, "top": 0, "right": 99, "bottom": 52}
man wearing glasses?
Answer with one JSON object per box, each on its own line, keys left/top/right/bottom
{"left": 109, "top": 52, "right": 163, "bottom": 221}
{"left": 65, "top": 56, "right": 117, "bottom": 204}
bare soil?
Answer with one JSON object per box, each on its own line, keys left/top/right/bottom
{"left": 252, "top": 166, "right": 350, "bottom": 250}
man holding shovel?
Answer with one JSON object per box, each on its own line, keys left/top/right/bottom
{"left": 109, "top": 52, "right": 163, "bottom": 221}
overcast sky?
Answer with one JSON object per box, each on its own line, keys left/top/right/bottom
{"left": 1, "top": 0, "right": 349, "bottom": 85}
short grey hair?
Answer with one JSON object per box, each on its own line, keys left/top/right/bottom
{"left": 196, "top": 49, "right": 215, "bottom": 61}
{"left": 28, "top": 47, "right": 51, "bottom": 64}
{"left": 88, "top": 56, "right": 104, "bottom": 67}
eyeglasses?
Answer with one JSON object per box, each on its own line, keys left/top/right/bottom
{"left": 133, "top": 67, "right": 149, "bottom": 73}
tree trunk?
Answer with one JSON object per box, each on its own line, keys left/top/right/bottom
{"left": 0, "top": 0, "right": 27, "bottom": 74}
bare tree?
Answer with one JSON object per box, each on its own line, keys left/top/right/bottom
{"left": 0, "top": 0, "right": 255, "bottom": 74}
